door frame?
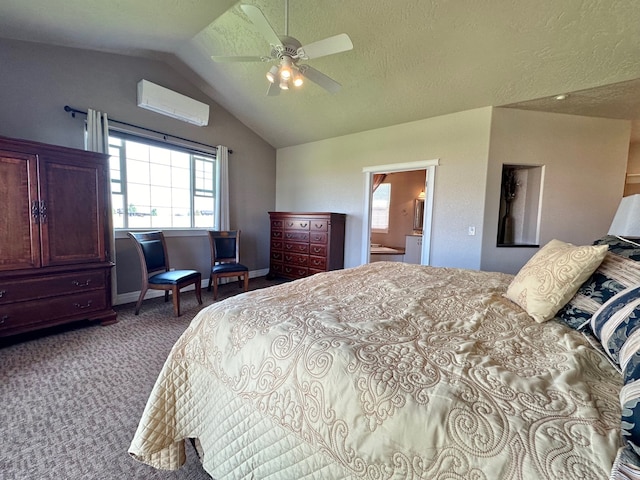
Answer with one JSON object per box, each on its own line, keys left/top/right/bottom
{"left": 362, "top": 159, "right": 439, "bottom": 265}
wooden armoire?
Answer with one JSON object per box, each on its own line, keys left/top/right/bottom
{"left": 0, "top": 135, "right": 116, "bottom": 337}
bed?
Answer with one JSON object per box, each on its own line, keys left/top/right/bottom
{"left": 129, "top": 237, "right": 640, "bottom": 479}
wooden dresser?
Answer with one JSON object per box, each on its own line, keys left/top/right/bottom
{"left": 268, "top": 212, "right": 346, "bottom": 280}
{"left": 0, "top": 135, "right": 116, "bottom": 337}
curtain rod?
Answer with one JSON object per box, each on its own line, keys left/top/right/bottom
{"left": 63, "top": 105, "right": 232, "bottom": 154}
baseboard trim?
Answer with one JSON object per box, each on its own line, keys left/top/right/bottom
{"left": 114, "top": 268, "right": 269, "bottom": 306}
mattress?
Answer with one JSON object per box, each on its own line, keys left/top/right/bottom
{"left": 129, "top": 262, "right": 622, "bottom": 479}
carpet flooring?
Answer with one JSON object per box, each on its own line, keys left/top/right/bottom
{"left": 0, "top": 276, "right": 287, "bottom": 480}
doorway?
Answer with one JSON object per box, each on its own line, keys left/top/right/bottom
{"left": 362, "top": 159, "right": 439, "bottom": 265}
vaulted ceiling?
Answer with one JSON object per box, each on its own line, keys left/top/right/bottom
{"left": 1, "top": 0, "right": 639, "bottom": 148}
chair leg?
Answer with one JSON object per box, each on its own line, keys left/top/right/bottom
{"left": 242, "top": 273, "right": 249, "bottom": 293}
{"left": 213, "top": 275, "right": 219, "bottom": 300}
{"left": 164, "top": 291, "right": 169, "bottom": 303}
{"left": 195, "top": 277, "right": 203, "bottom": 305}
{"left": 171, "top": 286, "right": 180, "bottom": 317}
{"left": 207, "top": 274, "right": 212, "bottom": 292}
{"left": 134, "top": 286, "right": 148, "bottom": 315}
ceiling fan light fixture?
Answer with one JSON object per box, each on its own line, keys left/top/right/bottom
{"left": 293, "top": 72, "right": 304, "bottom": 88}
{"left": 279, "top": 56, "right": 293, "bottom": 79}
{"left": 279, "top": 78, "right": 290, "bottom": 90}
{"left": 266, "top": 65, "right": 279, "bottom": 83}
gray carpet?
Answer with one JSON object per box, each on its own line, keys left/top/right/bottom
{"left": 0, "top": 277, "right": 287, "bottom": 480}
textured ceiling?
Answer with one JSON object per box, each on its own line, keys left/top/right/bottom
{"left": 1, "top": 0, "right": 639, "bottom": 148}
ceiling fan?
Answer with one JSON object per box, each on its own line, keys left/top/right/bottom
{"left": 211, "top": 1, "right": 353, "bottom": 95}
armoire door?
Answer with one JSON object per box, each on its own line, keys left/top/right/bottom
{"left": 0, "top": 150, "right": 41, "bottom": 271}
{"left": 39, "top": 157, "right": 107, "bottom": 266}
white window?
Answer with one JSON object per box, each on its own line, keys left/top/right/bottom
{"left": 108, "top": 133, "right": 216, "bottom": 229}
{"left": 371, "top": 183, "right": 391, "bottom": 232}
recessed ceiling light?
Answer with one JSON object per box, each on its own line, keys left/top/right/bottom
{"left": 554, "top": 94, "right": 568, "bottom": 101}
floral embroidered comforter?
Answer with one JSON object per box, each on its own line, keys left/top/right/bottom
{"left": 129, "top": 262, "right": 621, "bottom": 479}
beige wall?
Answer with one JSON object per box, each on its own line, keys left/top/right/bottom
{"left": 277, "top": 107, "right": 632, "bottom": 274}
{"left": 277, "top": 107, "right": 494, "bottom": 270}
{"left": 0, "top": 38, "right": 277, "bottom": 300}
{"left": 481, "top": 108, "right": 631, "bottom": 273}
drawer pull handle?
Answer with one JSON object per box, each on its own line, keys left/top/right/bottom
{"left": 73, "top": 300, "right": 93, "bottom": 310}
{"left": 0, "top": 315, "right": 7, "bottom": 324}
{"left": 72, "top": 280, "right": 92, "bottom": 287}
{"left": 300, "top": 223, "right": 308, "bottom": 228}
{"left": 0, "top": 290, "right": 6, "bottom": 298}
{"left": 32, "top": 201, "right": 40, "bottom": 223}
{"left": 39, "top": 201, "right": 47, "bottom": 223}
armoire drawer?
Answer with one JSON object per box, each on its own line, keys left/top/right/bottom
{"left": 0, "top": 290, "right": 107, "bottom": 331}
{"left": 0, "top": 270, "right": 106, "bottom": 305}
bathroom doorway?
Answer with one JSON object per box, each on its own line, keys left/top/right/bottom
{"left": 362, "top": 159, "right": 438, "bottom": 265}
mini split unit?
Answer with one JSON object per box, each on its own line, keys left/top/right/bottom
{"left": 136, "top": 80, "right": 210, "bottom": 126}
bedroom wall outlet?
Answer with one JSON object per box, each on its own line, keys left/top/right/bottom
{"left": 468, "top": 226, "right": 476, "bottom": 236}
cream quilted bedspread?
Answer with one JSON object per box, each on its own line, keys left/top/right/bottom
{"left": 129, "top": 262, "right": 622, "bottom": 479}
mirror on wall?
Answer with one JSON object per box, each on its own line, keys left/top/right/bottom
{"left": 414, "top": 198, "right": 425, "bottom": 232}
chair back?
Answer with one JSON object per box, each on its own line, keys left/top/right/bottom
{"left": 209, "top": 230, "right": 241, "bottom": 265}
{"left": 128, "top": 231, "right": 170, "bottom": 277}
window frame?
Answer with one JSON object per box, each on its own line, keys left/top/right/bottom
{"left": 371, "top": 182, "right": 391, "bottom": 233}
{"left": 107, "top": 130, "right": 218, "bottom": 231}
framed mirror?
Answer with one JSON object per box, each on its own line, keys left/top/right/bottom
{"left": 413, "top": 198, "right": 424, "bottom": 232}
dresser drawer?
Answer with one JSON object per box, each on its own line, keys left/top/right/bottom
{"left": 283, "top": 253, "right": 308, "bottom": 266}
{"left": 271, "top": 239, "right": 283, "bottom": 251}
{"left": 310, "top": 244, "right": 327, "bottom": 257}
{"left": 284, "top": 231, "right": 309, "bottom": 242}
{"left": 271, "top": 219, "right": 284, "bottom": 230}
{"left": 310, "top": 232, "right": 327, "bottom": 244}
{"left": 284, "top": 219, "right": 310, "bottom": 230}
{"left": 283, "top": 265, "right": 308, "bottom": 278}
{"left": 284, "top": 242, "right": 309, "bottom": 254}
{"left": 309, "top": 256, "right": 327, "bottom": 270}
{"left": 0, "top": 290, "right": 107, "bottom": 331}
{"left": 0, "top": 270, "right": 106, "bottom": 305}
{"left": 270, "top": 262, "right": 284, "bottom": 275}
{"left": 310, "top": 219, "right": 329, "bottom": 231}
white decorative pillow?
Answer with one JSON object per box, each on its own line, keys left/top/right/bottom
{"left": 506, "top": 239, "right": 608, "bottom": 323}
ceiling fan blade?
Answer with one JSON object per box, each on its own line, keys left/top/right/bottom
{"left": 211, "top": 55, "right": 269, "bottom": 63}
{"left": 266, "top": 82, "right": 281, "bottom": 96}
{"left": 297, "top": 33, "right": 353, "bottom": 60}
{"left": 299, "top": 65, "right": 342, "bottom": 94}
{"left": 240, "top": 4, "right": 283, "bottom": 48}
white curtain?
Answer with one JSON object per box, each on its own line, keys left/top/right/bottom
{"left": 85, "top": 108, "right": 109, "bottom": 153}
{"left": 85, "top": 108, "right": 116, "bottom": 304}
{"left": 215, "top": 145, "right": 230, "bottom": 231}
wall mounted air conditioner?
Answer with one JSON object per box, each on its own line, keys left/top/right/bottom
{"left": 137, "top": 79, "right": 210, "bottom": 126}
